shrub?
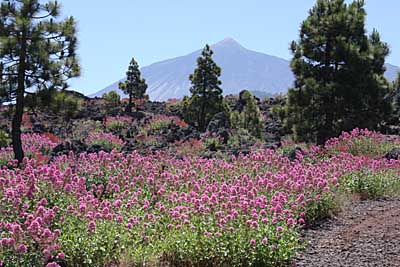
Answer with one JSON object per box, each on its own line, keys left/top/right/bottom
{"left": 271, "top": 104, "right": 286, "bottom": 123}
{"left": 0, "top": 130, "right": 10, "bottom": 148}
{"left": 104, "top": 116, "right": 132, "bottom": 132}
{"left": 135, "top": 134, "right": 162, "bottom": 147}
{"left": 325, "top": 128, "right": 400, "bottom": 157}
{"left": 140, "top": 115, "right": 188, "bottom": 136}
{"left": 71, "top": 119, "right": 103, "bottom": 140}
{"left": 54, "top": 92, "right": 82, "bottom": 119}
{"left": 102, "top": 91, "right": 120, "bottom": 107}
{"left": 86, "top": 130, "right": 125, "bottom": 151}
{"left": 342, "top": 169, "right": 400, "bottom": 199}
{"left": 165, "top": 98, "right": 183, "bottom": 113}
{"left": 228, "top": 128, "right": 258, "bottom": 149}
{"left": 202, "top": 133, "right": 223, "bottom": 150}
{"left": 230, "top": 91, "right": 265, "bottom": 139}
{"left": 170, "top": 138, "right": 206, "bottom": 157}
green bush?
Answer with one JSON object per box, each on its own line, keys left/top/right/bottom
{"left": 230, "top": 90, "right": 264, "bottom": 138}
{"left": 228, "top": 128, "right": 258, "bottom": 149}
{"left": 106, "top": 120, "right": 126, "bottom": 132}
{"left": 203, "top": 134, "right": 223, "bottom": 150}
{"left": 102, "top": 91, "right": 121, "bottom": 106}
{"left": 342, "top": 170, "right": 400, "bottom": 199}
{"left": 71, "top": 120, "right": 103, "bottom": 140}
{"left": 304, "top": 192, "right": 337, "bottom": 223}
{"left": 324, "top": 129, "right": 400, "bottom": 158}
{"left": 271, "top": 105, "right": 286, "bottom": 123}
{"left": 89, "top": 139, "right": 122, "bottom": 152}
{"left": 52, "top": 92, "right": 82, "bottom": 119}
{"left": 0, "top": 130, "right": 10, "bottom": 148}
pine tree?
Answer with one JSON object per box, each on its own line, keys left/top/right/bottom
{"left": 118, "top": 58, "right": 147, "bottom": 112}
{"left": 0, "top": 0, "right": 80, "bottom": 162}
{"left": 184, "top": 44, "right": 224, "bottom": 131}
{"left": 242, "top": 93, "right": 264, "bottom": 138}
{"left": 230, "top": 90, "right": 264, "bottom": 138}
{"left": 287, "top": 0, "right": 391, "bottom": 144}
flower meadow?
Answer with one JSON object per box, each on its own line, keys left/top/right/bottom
{"left": 1, "top": 129, "right": 400, "bottom": 266}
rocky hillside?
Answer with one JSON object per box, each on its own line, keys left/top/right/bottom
{"left": 0, "top": 92, "right": 286, "bottom": 159}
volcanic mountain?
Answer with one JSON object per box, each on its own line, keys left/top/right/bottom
{"left": 91, "top": 38, "right": 400, "bottom": 101}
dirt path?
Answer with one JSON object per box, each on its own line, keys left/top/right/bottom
{"left": 295, "top": 198, "right": 400, "bottom": 267}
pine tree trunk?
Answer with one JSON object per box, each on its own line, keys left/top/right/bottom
{"left": 127, "top": 94, "right": 132, "bottom": 113}
{"left": 12, "top": 85, "right": 25, "bottom": 163}
{"left": 200, "top": 98, "right": 206, "bottom": 132}
{"left": 317, "top": 114, "right": 333, "bottom": 145}
{"left": 12, "top": 29, "right": 27, "bottom": 163}
{"left": 199, "top": 79, "right": 207, "bottom": 132}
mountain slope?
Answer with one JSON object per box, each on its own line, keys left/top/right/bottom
{"left": 385, "top": 63, "right": 400, "bottom": 82}
{"left": 92, "top": 38, "right": 400, "bottom": 101}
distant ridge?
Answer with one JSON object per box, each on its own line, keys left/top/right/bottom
{"left": 91, "top": 38, "right": 400, "bottom": 101}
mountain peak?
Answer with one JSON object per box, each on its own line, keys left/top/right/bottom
{"left": 212, "top": 37, "right": 244, "bottom": 50}
{"left": 218, "top": 37, "right": 238, "bottom": 44}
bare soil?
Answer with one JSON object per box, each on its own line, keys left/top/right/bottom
{"left": 295, "top": 198, "right": 400, "bottom": 267}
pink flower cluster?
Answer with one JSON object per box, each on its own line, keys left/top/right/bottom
{"left": 85, "top": 130, "right": 125, "bottom": 150}
{"left": 1, "top": 130, "right": 400, "bottom": 265}
{"left": 172, "top": 138, "right": 206, "bottom": 156}
{"left": 325, "top": 128, "right": 400, "bottom": 156}
{"left": 145, "top": 114, "right": 188, "bottom": 130}
{"left": 20, "top": 133, "right": 59, "bottom": 154}
{"left": 325, "top": 128, "right": 385, "bottom": 147}
{"left": 0, "top": 133, "right": 59, "bottom": 166}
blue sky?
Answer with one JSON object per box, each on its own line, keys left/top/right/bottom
{"left": 61, "top": 0, "right": 400, "bottom": 95}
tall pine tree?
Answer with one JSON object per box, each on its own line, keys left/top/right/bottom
{"left": 184, "top": 44, "right": 225, "bottom": 131}
{"left": 0, "top": 0, "right": 80, "bottom": 162}
{"left": 118, "top": 57, "right": 147, "bottom": 112}
{"left": 286, "top": 0, "right": 391, "bottom": 144}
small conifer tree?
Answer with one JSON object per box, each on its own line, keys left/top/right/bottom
{"left": 119, "top": 58, "right": 147, "bottom": 112}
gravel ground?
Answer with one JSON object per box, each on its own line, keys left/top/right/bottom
{"left": 295, "top": 198, "right": 400, "bottom": 267}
